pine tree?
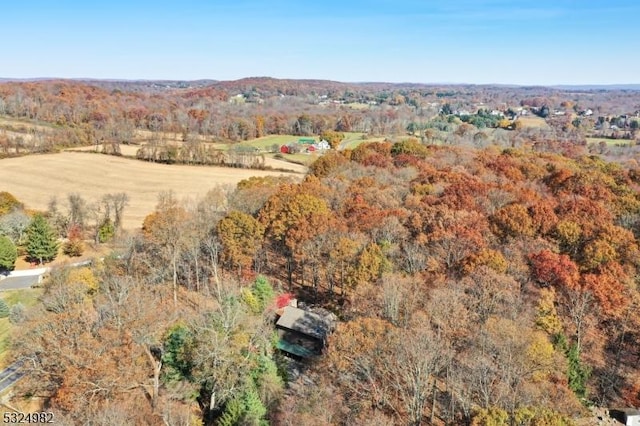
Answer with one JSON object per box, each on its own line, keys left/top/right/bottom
{"left": 217, "top": 397, "right": 242, "bottom": 426}
{"left": 240, "top": 386, "right": 267, "bottom": 425}
{"left": 252, "top": 276, "right": 274, "bottom": 311}
{"left": 0, "top": 299, "right": 9, "bottom": 318}
{"left": 26, "top": 214, "right": 59, "bottom": 265}
{"left": 0, "top": 236, "right": 17, "bottom": 272}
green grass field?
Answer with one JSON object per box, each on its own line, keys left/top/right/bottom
{"left": 268, "top": 152, "right": 317, "bottom": 166}
{"left": 0, "top": 289, "right": 42, "bottom": 366}
{"left": 586, "top": 137, "right": 635, "bottom": 147}
{"left": 236, "top": 135, "right": 319, "bottom": 152}
{"left": 236, "top": 132, "right": 391, "bottom": 153}
{"left": 340, "top": 133, "right": 388, "bottom": 150}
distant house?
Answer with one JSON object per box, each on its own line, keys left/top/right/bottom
{"left": 280, "top": 145, "right": 289, "bottom": 154}
{"left": 228, "top": 94, "right": 246, "bottom": 105}
{"left": 306, "top": 145, "right": 316, "bottom": 153}
{"left": 298, "top": 138, "right": 315, "bottom": 145}
{"left": 315, "top": 140, "right": 331, "bottom": 150}
{"left": 275, "top": 305, "right": 335, "bottom": 359}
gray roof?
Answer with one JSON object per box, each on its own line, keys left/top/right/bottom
{"left": 276, "top": 306, "right": 330, "bottom": 341}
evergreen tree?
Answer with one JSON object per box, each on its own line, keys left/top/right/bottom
{"left": 26, "top": 214, "right": 59, "bottom": 265}
{"left": 252, "top": 276, "right": 275, "bottom": 311}
{"left": 161, "top": 324, "right": 194, "bottom": 382}
{"left": 240, "top": 386, "right": 267, "bottom": 425}
{"left": 0, "top": 299, "right": 9, "bottom": 318}
{"left": 0, "top": 236, "right": 17, "bottom": 272}
{"left": 217, "top": 397, "right": 242, "bottom": 426}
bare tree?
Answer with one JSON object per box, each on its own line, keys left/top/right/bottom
{"left": 392, "top": 327, "right": 447, "bottom": 426}
{"left": 67, "top": 193, "right": 88, "bottom": 231}
{"left": 106, "top": 192, "right": 129, "bottom": 231}
{"left": 0, "top": 210, "right": 31, "bottom": 244}
{"left": 144, "top": 191, "right": 189, "bottom": 307}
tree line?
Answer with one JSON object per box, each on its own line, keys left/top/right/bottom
{"left": 0, "top": 191, "right": 129, "bottom": 270}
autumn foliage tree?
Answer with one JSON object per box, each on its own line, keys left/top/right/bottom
{"left": 319, "top": 130, "right": 344, "bottom": 149}
{"left": 529, "top": 250, "right": 580, "bottom": 289}
{"left": 62, "top": 224, "right": 84, "bottom": 257}
{"left": 259, "top": 185, "right": 333, "bottom": 287}
{"left": 142, "top": 191, "right": 190, "bottom": 306}
{"left": 217, "top": 210, "right": 264, "bottom": 272}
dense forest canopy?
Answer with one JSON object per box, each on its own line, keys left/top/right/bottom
{"left": 2, "top": 143, "right": 638, "bottom": 424}
{"left": 0, "top": 78, "right": 639, "bottom": 425}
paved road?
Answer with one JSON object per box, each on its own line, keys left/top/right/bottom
{"left": 0, "top": 361, "right": 24, "bottom": 393}
{"left": 0, "top": 275, "right": 40, "bottom": 291}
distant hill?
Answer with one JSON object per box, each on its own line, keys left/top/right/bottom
{"left": 2, "top": 76, "right": 639, "bottom": 93}
{"left": 552, "top": 84, "right": 640, "bottom": 91}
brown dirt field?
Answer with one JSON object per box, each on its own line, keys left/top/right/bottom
{"left": 515, "top": 116, "right": 550, "bottom": 129}
{"left": 0, "top": 116, "right": 55, "bottom": 134}
{"left": 0, "top": 152, "right": 303, "bottom": 229}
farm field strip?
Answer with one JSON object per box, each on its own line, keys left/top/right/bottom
{"left": 0, "top": 152, "right": 302, "bottom": 229}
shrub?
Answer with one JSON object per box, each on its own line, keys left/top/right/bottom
{"left": 98, "top": 219, "right": 115, "bottom": 243}
{"left": 0, "top": 192, "right": 23, "bottom": 216}
{"left": 66, "top": 267, "right": 99, "bottom": 294}
{"left": 62, "top": 224, "right": 84, "bottom": 257}
{"left": 9, "top": 303, "right": 25, "bottom": 324}
{"left": 0, "top": 299, "right": 9, "bottom": 318}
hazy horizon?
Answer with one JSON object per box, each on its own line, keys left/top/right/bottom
{"left": 2, "top": 77, "right": 640, "bottom": 89}
{"left": 4, "top": 0, "right": 639, "bottom": 85}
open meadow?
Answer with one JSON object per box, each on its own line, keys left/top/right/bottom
{"left": 0, "top": 151, "right": 303, "bottom": 229}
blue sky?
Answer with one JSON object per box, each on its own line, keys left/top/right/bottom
{"left": 2, "top": 0, "right": 638, "bottom": 84}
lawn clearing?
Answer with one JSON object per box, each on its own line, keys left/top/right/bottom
{"left": 268, "top": 152, "right": 318, "bottom": 166}
{"left": 1, "top": 290, "right": 41, "bottom": 308}
{"left": 0, "top": 318, "right": 11, "bottom": 366}
{"left": 236, "top": 135, "right": 318, "bottom": 152}
{"left": 586, "top": 137, "right": 635, "bottom": 147}
{"left": 515, "top": 116, "right": 550, "bottom": 129}
{"left": 0, "top": 289, "right": 43, "bottom": 367}
{"left": 340, "top": 135, "right": 387, "bottom": 150}
{"left": 0, "top": 151, "right": 303, "bottom": 229}
{"left": 345, "top": 102, "right": 370, "bottom": 110}
{"left": 0, "top": 115, "right": 57, "bottom": 134}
